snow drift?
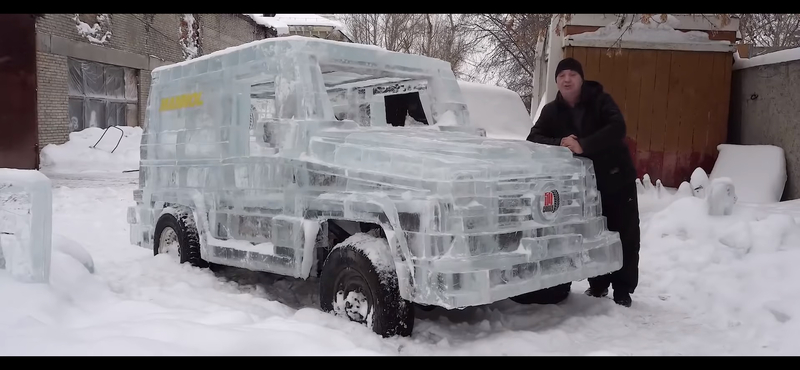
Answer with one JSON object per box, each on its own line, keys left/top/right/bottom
{"left": 640, "top": 195, "right": 800, "bottom": 352}
{"left": 40, "top": 127, "right": 142, "bottom": 174}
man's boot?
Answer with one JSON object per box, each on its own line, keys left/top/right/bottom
{"left": 613, "top": 290, "right": 632, "bottom": 307}
{"left": 585, "top": 286, "right": 608, "bottom": 298}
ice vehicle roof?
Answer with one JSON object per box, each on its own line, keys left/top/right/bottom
{"left": 150, "top": 36, "right": 455, "bottom": 91}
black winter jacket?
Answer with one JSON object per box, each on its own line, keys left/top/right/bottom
{"left": 527, "top": 80, "right": 637, "bottom": 196}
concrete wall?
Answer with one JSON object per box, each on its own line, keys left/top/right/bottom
{"left": 728, "top": 60, "right": 800, "bottom": 201}
{"left": 35, "top": 14, "right": 275, "bottom": 148}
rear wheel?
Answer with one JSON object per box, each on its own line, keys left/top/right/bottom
{"left": 319, "top": 233, "right": 414, "bottom": 337}
{"left": 153, "top": 210, "right": 208, "bottom": 268}
{"left": 510, "top": 282, "right": 572, "bottom": 305}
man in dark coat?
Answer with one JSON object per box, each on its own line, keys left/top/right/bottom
{"left": 527, "top": 57, "right": 640, "bottom": 307}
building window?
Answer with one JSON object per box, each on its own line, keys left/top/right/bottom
{"left": 67, "top": 58, "right": 138, "bottom": 132}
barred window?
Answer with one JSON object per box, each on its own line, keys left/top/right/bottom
{"left": 67, "top": 58, "right": 139, "bottom": 132}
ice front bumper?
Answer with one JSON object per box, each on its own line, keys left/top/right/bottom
{"left": 395, "top": 216, "right": 623, "bottom": 308}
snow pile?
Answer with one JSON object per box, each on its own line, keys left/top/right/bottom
{"left": 637, "top": 143, "right": 787, "bottom": 210}
{"left": 636, "top": 166, "right": 742, "bottom": 215}
{"left": 570, "top": 14, "right": 727, "bottom": 45}
{"left": 640, "top": 195, "right": 800, "bottom": 351}
{"left": 734, "top": 46, "right": 800, "bottom": 70}
{"left": 40, "top": 127, "right": 142, "bottom": 174}
{"left": 457, "top": 80, "right": 532, "bottom": 140}
{"left": 636, "top": 173, "right": 692, "bottom": 214}
{"left": 709, "top": 144, "right": 787, "bottom": 204}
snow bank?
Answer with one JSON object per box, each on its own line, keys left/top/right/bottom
{"left": 641, "top": 196, "right": 800, "bottom": 351}
{"left": 570, "top": 14, "right": 728, "bottom": 45}
{"left": 39, "top": 127, "right": 142, "bottom": 174}
{"left": 710, "top": 144, "right": 786, "bottom": 204}
{"left": 457, "top": 80, "right": 532, "bottom": 140}
{"left": 734, "top": 46, "right": 800, "bottom": 70}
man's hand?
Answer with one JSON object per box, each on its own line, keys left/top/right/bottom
{"left": 561, "top": 134, "right": 583, "bottom": 154}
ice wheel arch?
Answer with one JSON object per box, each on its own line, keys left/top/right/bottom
{"left": 153, "top": 210, "right": 208, "bottom": 268}
{"left": 319, "top": 232, "right": 414, "bottom": 338}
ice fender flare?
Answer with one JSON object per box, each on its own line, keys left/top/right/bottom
{"left": 339, "top": 192, "right": 420, "bottom": 299}
{"left": 152, "top": 190, "right": 212, "bottom": 261}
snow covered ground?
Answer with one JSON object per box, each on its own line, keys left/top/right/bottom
{"left": 2, "top": 129, "right": 800, "bottom": 355}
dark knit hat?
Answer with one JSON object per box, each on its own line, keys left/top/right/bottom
{"left": 555, "top": 57, "right": 584, "bottom": 81}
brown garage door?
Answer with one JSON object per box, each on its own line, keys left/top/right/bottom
{"left": 0, "top": 14, "right": 38, "bottom": 170}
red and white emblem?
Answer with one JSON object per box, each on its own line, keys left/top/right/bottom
{"left": 541, "top": 189, "right": 560, "bottom": 214}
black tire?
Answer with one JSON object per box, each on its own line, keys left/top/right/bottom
{"left": 153, "top": 211, "right": 208, "bottom": 268}
{"left": 510, "top": 282, "right": 572, "bottom": 305}
{"left": 319, "top": 236, "right": 414, "bottom": 338}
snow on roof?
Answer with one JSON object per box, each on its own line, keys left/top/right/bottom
{"left": 244, "top": 14, "right": 352, "bottom": 40}
{"left": 456, "top": 80, "right": 532, "bottom": 140}
{"left": 565, "top": 14, "right": 735, "bottom": 52}
{"left": 565, "top": 14, "right": 740, "bottom": 33}
{"left": 569, "top": 15, "right": 727, "bottom": 44}
{"left": 733, "top": 46, "right": 800, "bottom": 70}
{"left": 151, "top": 35, "right": 393, "bottom": 74}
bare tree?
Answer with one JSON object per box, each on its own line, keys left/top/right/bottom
{"left": 341, "top": 14, "right": 417, "bottom": 52}
{"left": 338, "top": 14, "right": 482, "bottom": 79}
{"left": 737, "top": 14, "right": 800, "bottom": 54}
{"left": 461, "top": 14, "right": 552, "bottom": 110}
{"left": 339, "top": 13, "right": 551, "bottom": 109}
{"left": 465, "top": 14, "right": 734, "bottom": 112}
{"left": 342, "top": 14, "right": 737, "bottom": 113}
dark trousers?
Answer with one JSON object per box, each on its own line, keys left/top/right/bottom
{"left": 588, "top": 181, "right": 641, "bottom": 294}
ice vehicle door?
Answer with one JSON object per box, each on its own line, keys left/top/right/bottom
{"left": 368, "top": 91, "right": 387, "bottom": 127}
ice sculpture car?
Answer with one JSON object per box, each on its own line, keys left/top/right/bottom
{"left": 127, "top": 36, "right": 623, "bottom": 338}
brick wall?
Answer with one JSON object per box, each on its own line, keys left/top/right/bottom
{"left": 36, "top": 14, "right": 272, "bottom": 63}
{"left": 36, "top": 52, "right": 69, "bottom": 148}
{"left": 35, "top": 13, "right": 275, "bottom": 148}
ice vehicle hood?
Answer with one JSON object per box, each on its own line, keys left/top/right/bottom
{"left": 306, "top": 126, "right": 577, "bottom": 182}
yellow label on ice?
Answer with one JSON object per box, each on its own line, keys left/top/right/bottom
{"left": 159, "top": 92, "right": 203, "bottom": 111}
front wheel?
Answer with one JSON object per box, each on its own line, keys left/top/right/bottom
{"left": 510, "top": 282, "right": 572, "bottom": 305}
{"left": 153, "top": 210, "right": 208, "bottom": 268}
{"left": 319, "top": 234, "right": 414, "bottom": 338}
